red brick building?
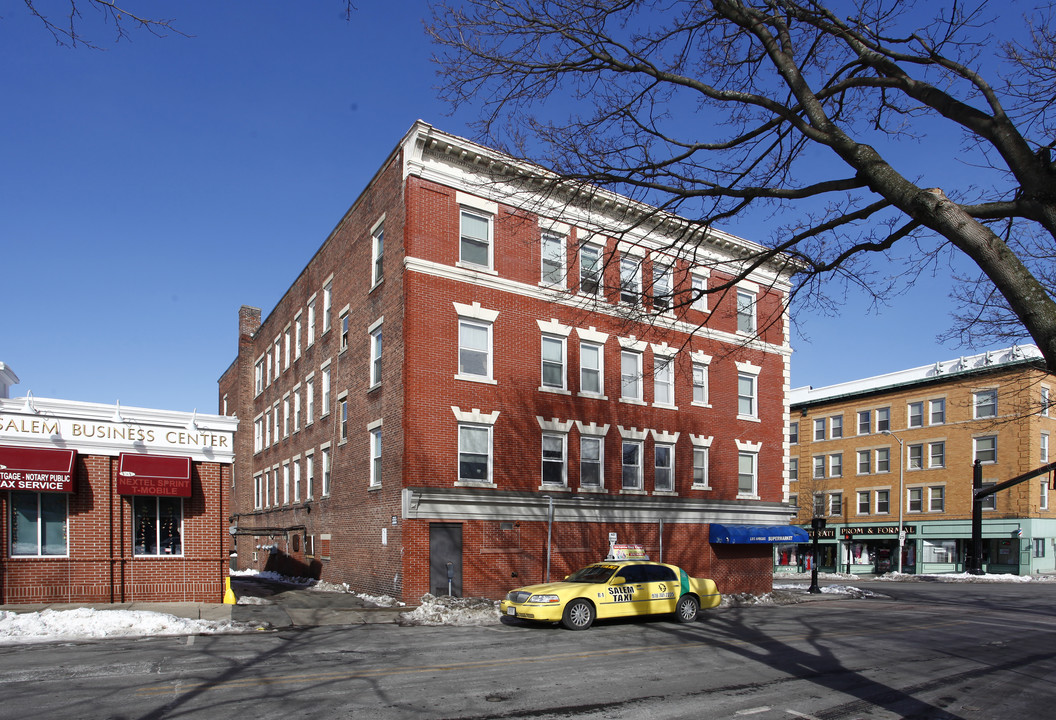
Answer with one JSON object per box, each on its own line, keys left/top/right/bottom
{"left": 219, "top": 122, "right": 796, "bottom": 602}
{"left": 1, "top": 385, "right": 237, "bottom": 604}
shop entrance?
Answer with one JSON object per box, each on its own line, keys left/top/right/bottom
{"left": 429, "top": 522, "right": 462, "bottom": 597}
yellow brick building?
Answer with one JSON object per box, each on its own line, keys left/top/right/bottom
{"left": 784, "top": 345, "right": 1056, "bottom": 576}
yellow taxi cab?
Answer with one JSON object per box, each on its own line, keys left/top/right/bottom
{"left": 499, "top": 560, "right": 721, "bottom": 630}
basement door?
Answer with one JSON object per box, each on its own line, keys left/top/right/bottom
{"left": 429, "top": 522, "right": 463, "bottom": 597}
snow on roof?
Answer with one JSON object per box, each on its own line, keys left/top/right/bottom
{"left": 790, "top": 344, "right": 1043, "bottom": 406}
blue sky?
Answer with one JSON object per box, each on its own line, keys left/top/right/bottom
{"left": 1, "top": 1, "right": 1009, "bottom": 413}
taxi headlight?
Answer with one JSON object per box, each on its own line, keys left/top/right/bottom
{"left": 528, "top": 594, "right": 560, "bottom": 603}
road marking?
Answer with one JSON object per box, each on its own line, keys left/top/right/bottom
{"left": 786, "top": 710, "right": 821, "bottom": 720}
{"left": 134, "top": 617, "right": 970, "bottom": 697}
{"left": 736, "top": 707, "right": 771, "bottom": 715}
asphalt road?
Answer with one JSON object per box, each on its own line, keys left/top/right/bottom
{"left": 2, "top": 579, "right": 1054, "bottom": 720}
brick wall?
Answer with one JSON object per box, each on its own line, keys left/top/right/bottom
{"left": 1, "top": 456, "right": 229, "bottom": 604}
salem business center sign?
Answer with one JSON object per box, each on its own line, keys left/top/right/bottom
{"left": 0, "top": 412, "right": 235, "bottom": 462}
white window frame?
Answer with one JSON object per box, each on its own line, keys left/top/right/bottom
{"left": 930, "top": 398, "right": 946, "bottom": 425}
{"left": 339, "top": 309, "right": 350, "bottom": 352}
{"left": 929, "top": 442, "right": 945, "bottom": 468}
{"left": 253, "top": 474, "right": 263, "bottom": 509}
{"left": 371, "top": 218, "right": 385, "bottom": 287}
{"left": 540, "top": 230, "right": 565, "bottom": 288}
{"left": 541, "top": 432, "right": 568, "bottom": 487}
{"left": 321, "top": 445, "right": 332, "bottom": 496}
{"left": 652, "top": 349, "right": 676, "bottom": 408}
{"left": 620, "top": 350, "right": 643, "bottom": 402}
{"left": 737, "top": 447, "right": 759, "bottom": 498}
{"left": 304, "top": 451, "right": 314, "bottom": 501}
{"left": 294, "top": 313, "right": 302, "bottom": 359}
{"left": 580, "top": 341, "right": 604, "bottom": 396}
{"left": 690, "top": 273, "right": 708, "bottom": 312}
{"left": 974, "top": 389, "right": 998, "bottom": 419}
{"left": 369, "top": 318, "right": 383, "bottom": 389}
{"left": 857, "top": 449, "right": 871, "bottom": 474}
{"left": 307, "top": 295, "right": 317, "bottom": 346}
{"left": 654, "top": 442, "right": 675, "bottom": 492}
{"left": 908, "top": 401, "right": 924, "bottom": 428}
{"left": 459, "top": 206, "right": 494, "bottom": 271}
{"left": 293, "top": 386, "right": 301, "bottom": 432}
{"left": 322, "top": 280, "right": 333, "bottom": 333}
{"left": 619, "top": 256, "right": 641, "bottom": 305}
{"left": 458, "top": 424, "right": 494, "bottom": 485}
{"left": 454, "top": 302, "right": 499, "bottom": 384}
{"left": 691, "top": 434, "right": 712, "bottom": 489}
{"left": 579, "top": 242, "right": 603, "bottom": 295}
{"left": 580, "top": 435, "right": 604, "bottom": 489}
{"left": 736, "top": 361, "right": 761, "bottom": 420}
{"left": 293, "top": 459, "right": 301, "bottom": 503}
{"left": 305, "top": 375, "right": 315, "bottom": 426}
{"left": 736, "top": 288, "right": 756, "bottom": 334}
{"left": 321, "top": 364, "right": 332, "bottom": 417}
{"left": 621, "top": 440, "right": 643, "bottom": 490}
{"left": 369, "top": 422, "right": 383, "bottom": 488}
{"left": 974, "top": 435, "right": 998, "bottom": 464}
{"left": 652, "top": 261, "right": 672, "bottom": 312}
{"left": 875, "top": 407, "right": 891, "bottom": 433}
{"left": 541, "top": 335, "right": 567, "bottom": 391}
{"left": 10, "top": 491, "right": 69, "bottom": 557}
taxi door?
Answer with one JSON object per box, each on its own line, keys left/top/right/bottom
{"left": 604, "top": 565, "right": 652, "bottom": 617}
{"left": 642, "top": 564, "right": 680, "bottom": 614}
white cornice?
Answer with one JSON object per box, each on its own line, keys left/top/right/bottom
{"left": 0, "top": 396, "right": 237, "bottom": 463}
{"left": 400, "top": 121, "right": 799, "bottom": 288}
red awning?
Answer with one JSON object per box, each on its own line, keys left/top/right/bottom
{"left": 0, "top": 445, "right": 77, "bottom": 492}
{"left": 117, "top": 453, "right": 192, "bottom": 497}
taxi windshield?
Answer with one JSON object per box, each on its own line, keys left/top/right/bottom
{"left": 565, "top": 564, "right": 618, "bottom": 583}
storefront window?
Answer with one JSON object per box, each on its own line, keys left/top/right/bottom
{"left": 134, "top": 497, "right": 183, "bottom": 556}
{"left": 922, "top": 539, "right": 958, "bottom": 563}
{"left": 10, "top": 492, "right": 68, "bottom": 556}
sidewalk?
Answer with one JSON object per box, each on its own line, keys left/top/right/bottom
{"left": 0, "top": 575, "right": 414, "bottom": 628}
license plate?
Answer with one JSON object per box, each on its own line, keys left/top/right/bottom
{"left": 506, "top": 607, "right": 516, "bottom": 616}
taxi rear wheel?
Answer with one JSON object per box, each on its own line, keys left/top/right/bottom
{"left": 561, "top": 599, "right": 595, "bottom": 630}
{"left": 674, "top": 594, "right": 699, "bottom": 623}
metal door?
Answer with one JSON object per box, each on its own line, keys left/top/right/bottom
{"left": 429, "top": 522, "right": 463, "bottom": 597}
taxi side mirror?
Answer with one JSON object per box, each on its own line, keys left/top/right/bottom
{"left": 610, "top": 576, "right": 627, "bottom": 586}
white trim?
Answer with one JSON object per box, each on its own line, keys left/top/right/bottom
{"left": 617, "top": 425, "right": 649, "bottom": 441}
{"left": 617, "top": 335, "right": 648, "bottom": 352}
{"left": 456, "top": 191, "right": 498, "bottom": 215}
{"left": 537, "top": 318, "right": 573, "bottom": 337}
{"left": 536, "top": 416, "right": 575, "bottom": 433}
{"left": 453, "top": 301, "right": 500, "bottom": 323}
{"left": 575, "top": 421, "right": 610, "bottom": 436}
{"left": 575, "top": 326, "right": 609, "bottom": 344}
{"left": 451, "top": 406, "right": 500, "bottom": 425}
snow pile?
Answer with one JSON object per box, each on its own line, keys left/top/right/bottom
{"left": 0, "top": 608, "right": 251, "bottom": 645}
{"left": 398, "top": 594, "right": 500, "bottom": 627}
{"left": 233, "top": 569, "right": 404, "bottom": 607}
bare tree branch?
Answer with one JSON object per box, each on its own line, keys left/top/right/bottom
{"left": 429, "top": 0, "right": 1056, "bottom": 372}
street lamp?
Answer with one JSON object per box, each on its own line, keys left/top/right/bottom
{"left": 882, "top": 430, "right": 905, "bottom": 574}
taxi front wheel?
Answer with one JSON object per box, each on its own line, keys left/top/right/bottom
{"left": 674, "top": 594, "right": 699, "bottom": 623}
{"left": 561, "top": 599, "right": 596, "bottom": 630}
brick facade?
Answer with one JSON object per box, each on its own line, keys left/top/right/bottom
{"left": 220, "top": 122, "right": 795, "bottom": 602}
{"left": 788, "top": 346, "right": 1056, "bottom": 575}
{"left": 0, "top": 397, "right": 237, "bottom": 604}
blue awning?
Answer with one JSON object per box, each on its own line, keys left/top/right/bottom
{"left": 709, "top": 524, "right": 809, "bottom": 544}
